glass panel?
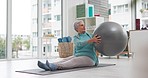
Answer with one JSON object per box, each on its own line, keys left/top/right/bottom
{"left": 0, "top": 0, "right": 6, "bottom": 59}
{"left": 42, "top": 0, "right": 61, "bottom": 58}
{"left": 12, "top": 0, "right": 38, "bottom": 58}
{"left": 108, "top": 0, "right": 131, "bottom": 31}
{"left": 138, "top": 0, "right": 148, "bottom": 30}
{"left": 31, "top": 0, "right": 38, "bottom": 58}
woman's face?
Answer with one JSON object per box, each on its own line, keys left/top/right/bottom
{"left": 77, "top": 22, "right": 85, "bottom": 33}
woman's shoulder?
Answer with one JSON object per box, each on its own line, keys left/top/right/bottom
{"left": 86, "top": 32, "right": 92, "bottom": 35}
{"left": 73, "top": 32, "right": 92, "bottom": 38}
{"left": 73, "top": 34, "right": 79, "bottom": 39}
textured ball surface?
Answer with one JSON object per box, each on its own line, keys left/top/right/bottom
{"left": 93, "top": 22, "right": 128, "bottom": 56}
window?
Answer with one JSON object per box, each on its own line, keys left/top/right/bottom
{"left": 54, "top": 46, "right": 58, "bottom": 52}
{"left": 43, "top": 14, "right": 51, "bottom": 23}
{"left": 118, "top": 5, "right": 124, "bottom": 13}
{"left": 32, "top": 46, "right": 37, "bottom": 52}
{"left": 125, "top": 4, "right": 128, "bottom": 12}
{"left": 140, "top": 1, "right": 148, "bottom": 30}
{"left": 32, "top": 32, "right": 37, "bottom": 37}
{"left": 48, "top": 32, "right": 51, "bottom": 34}
{"left": 122, "top": 24, "right": 129, "bottom": 31}
{"left": 0, "top": 0, "right": 6, "bottom": 59}
{"left": 0, "top": 0, "right": 62, "bottom": 60}
{"left": 109, "top": 1, "right": 132, "bottom": 31}
{"left": 113, "top": 4, "right": 129, "bottom": 14}
{"left": 32, "top": 18, "right": 37, "bottom": 24}
{"left": 54, "top": 0, "right": 60, "bottom": 6}
{"left": 54, "top": 15, "right": 61, "bottom": 21}
{"left": 54, "top": 30, "right": 60, "bottom": 36}
{"left": 48, "top": 45, "right": 51, "bottom": 52}
{"left": 42, "top": 0, "right": 62, "bottom": 58}
{"left": 12, "top": 0, "right": 38, "bottom": 58}
{"left": 113, "top": 6, "right": 117, "bottom": 14}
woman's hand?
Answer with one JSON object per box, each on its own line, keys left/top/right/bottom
{"left": 88, "top": 34, "right": 101, "bottom": 44}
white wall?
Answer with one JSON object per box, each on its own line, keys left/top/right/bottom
{"left": 63, "top": 0, "right": 85, "bottom": 37}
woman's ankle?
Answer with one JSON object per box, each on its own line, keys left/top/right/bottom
{"left": 49, "top": 63, "right": 58, "bottom": 71}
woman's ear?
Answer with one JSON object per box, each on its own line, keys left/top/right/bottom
{"left": 76, "top": 28, "right": 78, "bottom": 32}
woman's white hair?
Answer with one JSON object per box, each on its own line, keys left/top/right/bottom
{"left": 73, "top": 20, "right": 84, "bottom": 32}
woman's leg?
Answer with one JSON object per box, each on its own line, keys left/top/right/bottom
{"left": 55, "top": 56, "right": 95, "bottom": 69}
{"left": 54, "top": 56, "right": 74, "bottom": 64}
{"left": 38, "top": 56, "right": 74, "bottom": 71}
{"left": 45, "top": 56, "right": 75, "bottom": 70}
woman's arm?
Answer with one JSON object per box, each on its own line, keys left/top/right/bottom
{"left": 88, "top": 35, "right": 101, "bottom": 44}
{"left": 73, "top": 35, "right": 101, "bottom": 49}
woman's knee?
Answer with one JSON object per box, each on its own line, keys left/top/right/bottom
{"left": 72, "top": 56, "right": 94, "bottom": 66}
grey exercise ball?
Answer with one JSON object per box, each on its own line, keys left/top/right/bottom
{"left": 93, "top": 22, "right": 128, "bottom": 56}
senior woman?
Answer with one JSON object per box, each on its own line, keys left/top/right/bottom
{"left": 37, "top": 20, "right": 101, "bottom": 71}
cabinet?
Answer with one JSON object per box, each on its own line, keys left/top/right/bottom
{"left": 77, "top": 17, "right": 104, "bottom": 34}
{"left": 76, "top": 3, "right": 94, "bottom": 18}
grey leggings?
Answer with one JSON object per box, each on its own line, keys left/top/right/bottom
{"left": 53, "top": 56, "right": 95, "bottom": 69}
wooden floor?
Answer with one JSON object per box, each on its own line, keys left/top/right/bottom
{"left": 0, "top": 56, "right": 146, "bottom": 78}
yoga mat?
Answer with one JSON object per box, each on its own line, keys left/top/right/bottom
{"left": 16, "top": 63, "right": 115, "bottom": 75}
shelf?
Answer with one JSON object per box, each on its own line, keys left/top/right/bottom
{"left": 76, "top": 3, "right": 104, "bottom": 34}
{"left": 86, "top": 26, "right": 96, "bottom": 30}
{"left": 76, "top": 3, "right": 94, "bottom": 18}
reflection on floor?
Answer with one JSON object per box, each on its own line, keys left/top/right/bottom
{"left": 0, "top": 56, "right": 141, "bottom": 78}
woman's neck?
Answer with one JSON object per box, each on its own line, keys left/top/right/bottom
{"left": 78, "top": 31, "right": 85, "bottom": 34}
